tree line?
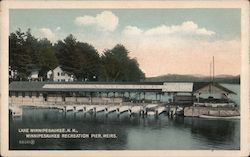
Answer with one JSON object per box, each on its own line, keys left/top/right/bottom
{"left": 9, "top": 29, "right": 145, "bottom": 82}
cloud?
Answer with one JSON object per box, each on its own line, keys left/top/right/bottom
{"left": 55, "top": 27, "right": 61, "bottom": 31}
{"left": 123, "top": 21, "right": 215, "bottom": 37}
{"left": 75, "top": 11, "right": 119, "bottom": 31}
{"left": 123, "top": 26, "right": 143, "bottom": 35}
{"left": 145, "top": 21, "right": 215, "bottom": 36}
{"left": 38, "top": 28, "right": 57, "bottom": 42}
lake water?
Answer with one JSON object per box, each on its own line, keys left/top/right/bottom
{"left": 9, "top": 84, "right": 240, "bottom": 150}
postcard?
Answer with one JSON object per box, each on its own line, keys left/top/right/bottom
{"left": 1, "top": 0, "right": 249, "bottom": 157}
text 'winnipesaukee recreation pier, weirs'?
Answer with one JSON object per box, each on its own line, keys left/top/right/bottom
{"left": 9, "top": 81, "right": 240, "bottom": 118}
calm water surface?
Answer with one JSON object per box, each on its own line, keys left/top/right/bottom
{"left": 10, "top": 107, "right": 240, "bottom": 150}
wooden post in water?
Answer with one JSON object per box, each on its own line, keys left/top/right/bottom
{"left": 143, "top": 92, "right": 145, "bottom": 103}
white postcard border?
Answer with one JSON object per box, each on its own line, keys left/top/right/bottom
{"left": 1, "top": 1, "right": 249, "bottom": 157}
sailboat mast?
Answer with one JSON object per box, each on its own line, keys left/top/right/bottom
{"left": 209, "top": 62, "right": 212, "bottom": 94}
{"left": 210, "top": 62, "right": 212, "bottom": 83}
{"left": 212, "top": 56, "right": 215, "bottom": 84}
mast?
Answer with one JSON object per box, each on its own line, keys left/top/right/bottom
{"left": 212, "top": 56, "right": 215, "bottom": 84}
{"left": 209, "top": 61, "right": 212, "bottom": 94}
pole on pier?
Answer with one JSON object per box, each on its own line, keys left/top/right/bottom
{"left": 159, "top": 92, "right": 162, "bottom": 102}
{"left": 90, "top": 92, "right": 93, "bottom": 105}
{"left": 139, "top": 92, "right": 141, "bottom": 103}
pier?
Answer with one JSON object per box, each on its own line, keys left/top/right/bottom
{"left": 10, "top": 103, "right": 174, "bottom": 118}
{"left": 9, "top": 81, "right": 237, "bottom": 118}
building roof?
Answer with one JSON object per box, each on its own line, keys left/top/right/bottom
{"left": 162, "top": 82, "right": 193, "bottom": 92}
{"left": 9, "top": 81, "right": 46, "bottom": 92}
{"left": 9, "top": 81, "right": 236, "bottom": 94}
{"left": 9, "top": 81, "right": 163, "bottom": 92}
{"left": 193, "top": 82, "right": 236, "bottom": 94}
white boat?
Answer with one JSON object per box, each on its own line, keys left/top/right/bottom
{"left": 176, "top": 107, "right": 184, "bottom": 116}
{"left": 9, "top": 106, "right": 23, "bottom": 117}
{"left": 199, "top": 114, "right": 240, "bottom": 119}
{"left": 147, "top": 111, "right": 156, "bottom": 116}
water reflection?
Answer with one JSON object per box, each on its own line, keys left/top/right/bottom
{"left": 183, "top": 117, "right": 240, "bottom": 149}
{"left": 10, "top": 107, "right": 239, "bottom": 150}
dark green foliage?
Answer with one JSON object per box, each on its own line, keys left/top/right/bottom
{"left": 55, "top": 34, "right": 100, "bottom": 81}
{"left": 9, "top": 29, "right": 58, "bottom": 80}
{"left": 100, "top": 44, "right": 145, "bottom": 81}
{"left": 38, "top": 38, "right": 58, "bottom": 78}
{"left": 9, "top": 29, "right": 145, "bottom": 82}
{"left": 9, "top": 29, "right": 34, "bottom": 80}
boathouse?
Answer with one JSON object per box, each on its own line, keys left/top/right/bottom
{"left": 192, "top": 82, "right": 237, "bottom": 108}
{"left": 9, "top": 81, "right": 236, "bottom": 106}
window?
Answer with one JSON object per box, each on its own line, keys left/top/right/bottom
{"left": 58, "top": 72, "right": 60, "bottom": 76}
{"left": 61, "top": 79, "right": 65, "bottom": 82}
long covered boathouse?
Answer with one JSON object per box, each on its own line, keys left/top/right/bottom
{"left": 9, "top": 81, "right": 236, "bottom": 107}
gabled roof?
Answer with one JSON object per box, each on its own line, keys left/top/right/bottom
{"left": 193, "top": 82, "right": 236, "bottom": 94}
{"left": 52, "top": 66, "right": 74, "bottom": 76}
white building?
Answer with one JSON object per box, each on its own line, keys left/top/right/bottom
{"left": 9, "top": 66, "right": 17, "bottom": 79}
{"left": 28, "top": 70, "right": 39, "bottom": 81}
{"left": 47, "top": 66, "right": 74, "bottom": 82}
{"left": 47, "top": 70, "right": 53, "bottom": 79}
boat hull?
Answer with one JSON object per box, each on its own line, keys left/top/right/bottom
{"left": 199, "top": 115, "right": 240, "bottom": 119}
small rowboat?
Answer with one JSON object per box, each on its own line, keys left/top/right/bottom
{"left": 199, "top": 114, "right": 240, "bottom": 119}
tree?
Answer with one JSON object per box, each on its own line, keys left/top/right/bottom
{"left": 9, "top": 29, "right": 58, "bottom": 80}
{"left": 24, "top": 29, "right": 40, "bottom": 65}
{"left": 100, "top": 44, "right": 145, "bottom": 81}
{"left": 9, "top": 29, "right": 145, "bottom": 82}
{"left": 55, "top": 34, "right": 101, "bottom": 81}
{"left": 76, "top": 42, "right": 101, "bottom": 81}
{"left": 37, "top": 38, "right": 58, "bottom": 78}
{"left": 55, "top": 34, "right": 78, "bottom": 76}
{"left": 9, "top": 29, "right": 33, "bottom": 80}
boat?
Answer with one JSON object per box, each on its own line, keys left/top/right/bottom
{"left": 176, "top": 106, "right": 184, "bottom": 116}
{"left": 199, "top": 114, "right": 240, "bottom": 119}
{"left": 147, "top": 111, "right": 156, "bottom": 116}
{"left": 9, "top": 109, "right": 23, "bottom": 117}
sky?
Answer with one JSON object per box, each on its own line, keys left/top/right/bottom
{"left": 10, "top": 9, "right": 241, "bottom": 77}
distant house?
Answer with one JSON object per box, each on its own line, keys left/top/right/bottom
{"left": 47, "top": 70, "right": 53, "bottom": 80}
{"left": 9, "top": 66, "right": 17, "bottom": 79}
{"left": 28, "top": 70, "right": 39, "bottom": 81}
{"left": 27, "top": 64, "right": 40, "bottom": 81}
{"left": 47, "top": 66, "right": 74, "bottom": 82}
